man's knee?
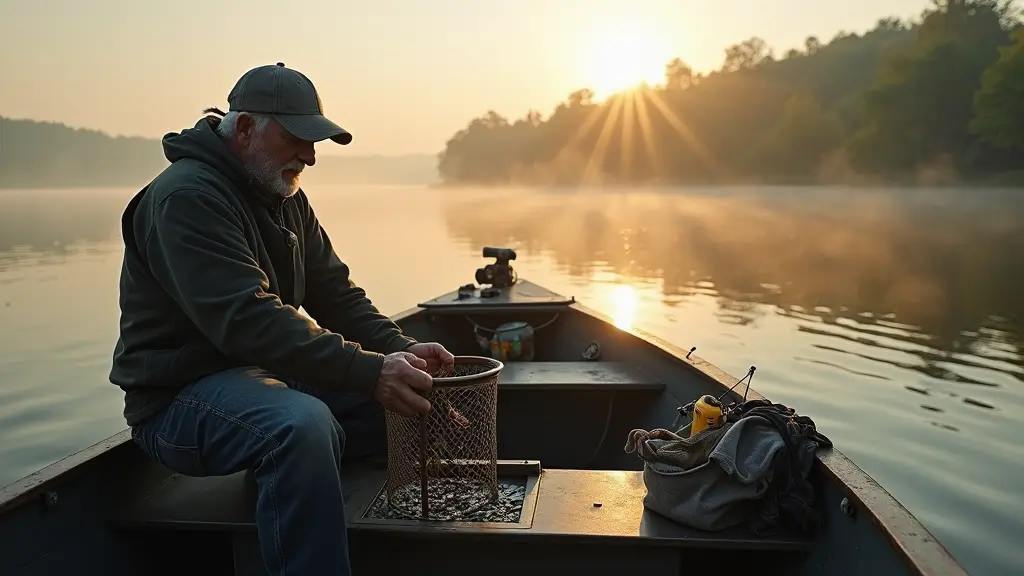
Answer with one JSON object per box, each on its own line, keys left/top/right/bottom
{"left": 270, "top": 392, "right": 346, "bottom": 456}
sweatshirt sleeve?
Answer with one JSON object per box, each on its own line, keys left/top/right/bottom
{"left": 142, "top": 187, "right": 386, "bottom": 394}
{"left": 299, "top": 198, "right": 417, "bottom": 355}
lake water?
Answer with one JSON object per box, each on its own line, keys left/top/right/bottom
{"left": 1, "top": 185, "right": 1021, "bottom": 575}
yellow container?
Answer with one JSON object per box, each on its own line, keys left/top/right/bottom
{"left": 690, "top": 395, "right": 723, "bottom": 437}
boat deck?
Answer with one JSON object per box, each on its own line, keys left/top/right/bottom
{"left": 108, "top": 359, "right": 813, "bottom": 576}
{"left": 111, "top": 463, "right": 812, "bottom": 575}
{"left": 111, "top": 460, "right": 812, "bottom": 550}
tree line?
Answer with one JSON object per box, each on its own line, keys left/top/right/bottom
{"left": 0, "top": 116, "right": 167, "bottom": 189}
{"left": 0, "top": 116, "right": 442, "bottom": 189}
{"left": 437, "top": 1, "right": 1024, "bottom": 186}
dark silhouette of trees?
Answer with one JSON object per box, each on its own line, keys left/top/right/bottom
{"left": 0, "top": 116, "right": 167, "bottom": 188}
{"left": 438, "top": 1, "right": 1024, "bottom": 186}
{"left": 971, "top": 28, "right": 1024, "bottom": 155}
{"left": 722, "top": 37, "right": 774, "bottom": 72}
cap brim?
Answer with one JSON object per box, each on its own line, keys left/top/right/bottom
{"left": 273, "top": 113, "right": 352, "bottom": 145}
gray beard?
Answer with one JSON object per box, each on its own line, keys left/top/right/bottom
{"left": 244, "top": 140, "right": 302, "bottom": 198}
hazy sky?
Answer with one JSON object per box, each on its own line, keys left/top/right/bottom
{"left": 2, "top": 0, "right": 928, "bottom": 155}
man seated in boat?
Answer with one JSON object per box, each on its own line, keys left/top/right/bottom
{"left": 108, "top": 62, "right": 453, "bottom": 576}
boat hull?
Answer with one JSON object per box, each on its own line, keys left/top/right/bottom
{"left": 0, "top": 281, "right": 967, "bottom": 576}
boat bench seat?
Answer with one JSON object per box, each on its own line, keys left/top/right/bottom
{"left": 498, "top": 361, "right": 665, "bottom": 391}
{"left": 109, "top": 463, "right": 812, "bottom": 552}
{"left": 107, "top": 460, "right": 385, "bottom": 533}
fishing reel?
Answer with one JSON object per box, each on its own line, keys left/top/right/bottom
{"left": 474, "top": 247, "right": 518, "bottom": 289}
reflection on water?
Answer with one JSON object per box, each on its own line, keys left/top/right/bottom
{"left": 0, "top": 189, "right": 136, "bottom": 501}
{"left": 440, "top": 188, "right": 1024, "bottom": 403}
{"left": 606, "top": 284, "right": 638, "bottom": 330}
{"left": 0, "top": 185, "right": 1021, "bottom": 576}
{"left": 442, "top": 187, "right": 1024, "bottom": 356}
{"left": 438, "top": 186, "right": 1024, "bottom": 576}
{"left": 0, "top": 189, "right": 126, "bottom": 274}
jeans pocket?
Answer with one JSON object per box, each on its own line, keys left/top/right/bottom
{"left": 154, "top": 433, "right": 206, "bottom": 477}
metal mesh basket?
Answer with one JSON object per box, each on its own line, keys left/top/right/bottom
{"left": 384, "top": 355, "right": 503, "bottom": 521}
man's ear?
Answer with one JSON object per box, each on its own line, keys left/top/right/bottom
{"left": 235, "top": 113, "right": 254, "bottom": 147}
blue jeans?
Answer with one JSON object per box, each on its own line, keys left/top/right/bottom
{"left": 130, "top": 366, "right": 385, "bottom": 576}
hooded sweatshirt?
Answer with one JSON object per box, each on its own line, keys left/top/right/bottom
{"left": 109, "top": 116, "right": 416, "bottom": 426}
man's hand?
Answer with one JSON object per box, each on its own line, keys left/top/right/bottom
{"left": 373, "top": 352, "right": 433, "bottom": 417}
{"left": 405, "top": 342, "right": 455, "bottom": 375}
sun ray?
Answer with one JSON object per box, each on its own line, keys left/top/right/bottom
{"left": 564, "top": 101, "right": 605, "bottom": 150}
{"left": 583, "top": 97, "right": 625, "bottom": 184}
{"left": 619, "top": 93, "right": 636, "bottom": 179}
{"left": 645, "top": 91, "right": 728, "bottom": 178}
{"left": 633, "top": 90, "right": 663, "bottom": 178}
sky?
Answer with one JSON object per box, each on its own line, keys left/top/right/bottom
{"left": 1, "top": 0, "right": 931, "bottom": 156}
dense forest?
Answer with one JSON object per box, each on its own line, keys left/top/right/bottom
{"left": 0, "top": 116, "right": 167, "bottom": 188}
{"left": 438, "top": 0, "right": 1024, "bottom": 186}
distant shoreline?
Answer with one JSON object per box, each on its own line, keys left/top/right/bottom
{"left": 10, "top": 175, "right": 1024, "bottom": 191}
{"left": 1, "top": 115, "right": 442, "bottom": 190}
{"left": 427, "top": 174, "right": 1024, "bottom": 190}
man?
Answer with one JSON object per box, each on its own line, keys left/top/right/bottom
{"left": 109, "top": 62, "right": 453, "bottom": 576}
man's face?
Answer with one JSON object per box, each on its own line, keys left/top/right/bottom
{"left": 236, "top": 115, "right": 316, "bottom": 198}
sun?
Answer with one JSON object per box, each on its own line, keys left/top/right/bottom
{"left": 583, "top": 22, "right": 671, "bottom": 99}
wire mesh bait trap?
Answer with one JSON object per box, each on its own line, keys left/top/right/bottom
{"left": 384, "top": 355, "right": 503, "bottom": 521}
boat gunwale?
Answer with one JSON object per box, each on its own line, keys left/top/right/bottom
{"left": 0, "top": 295, "right": 969, "bottom": 576}
{"left": 0, "top": 428, "right": 133, "bottom": 514}
{"left": 0, "top": 305, "right": 431, "bottom": 512}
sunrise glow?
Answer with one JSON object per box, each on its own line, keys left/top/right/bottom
{"left": 583, "top": 21, "right": 671, "bottom": 99}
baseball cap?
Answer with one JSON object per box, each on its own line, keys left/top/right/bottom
{"left": 226, "top": 62, "right": 352, "bottom": 145}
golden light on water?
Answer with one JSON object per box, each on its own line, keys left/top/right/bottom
{"left": 608, "top": 284, "right": 638, "bottom": 330}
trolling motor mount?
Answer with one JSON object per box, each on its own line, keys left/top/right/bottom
{"left": 474, "top": 247, "right": 518, "bottom": 289}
